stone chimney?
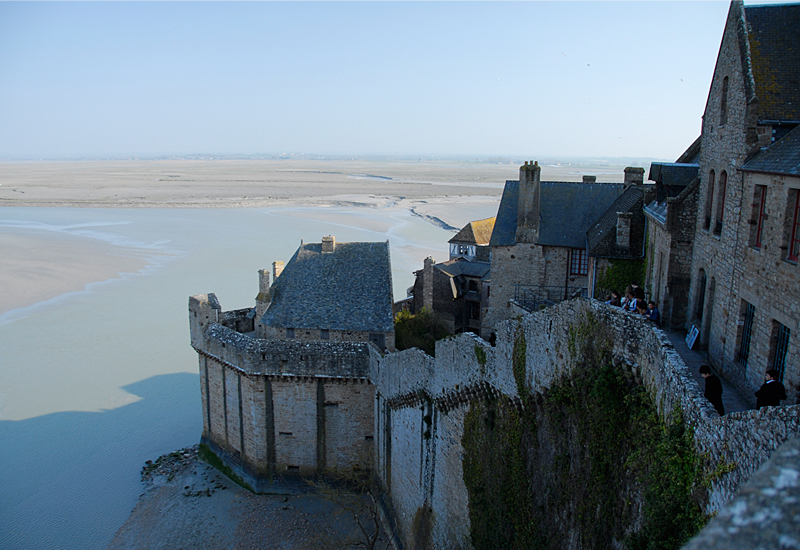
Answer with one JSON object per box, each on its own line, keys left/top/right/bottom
{"left": 423, "top": 257, "right": 435, "bottom": 311}
{"left": 616, "top": 212, "right": 633, "bottom": 249}
{"left": 254, "top": 269, "right": 271, "bottom": 318}
{"left": 516, "top": 160, "right": 541, "bottom": 244}
{"left": 322, "top": 235, "right": 336, "bottom": 253}
{"left": 624, "top": 167, "right": 645, "bottom": 186}
{"left": 582, "top": 175, "right": 597, "bottom": 184}
{"left": 273, "top": 261, "right": 285, "bottom": 280}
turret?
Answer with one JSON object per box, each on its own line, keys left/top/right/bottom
{"left": 189, "top": 293, "right": 221, "bottom": 349}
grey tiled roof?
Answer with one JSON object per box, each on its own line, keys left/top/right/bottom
{"left": 648, "top": 163, "right": 699, "bottom": 187}
{"left": 742, "top": 124, "right": 800, "bottom": 176}
{"left": 490, "top": 180, "right": 626, "bottom": 249}
{"left": 260, "top": 241, "right": 394, "bottom": 332}
{"left": 436, "top": 258, "right": 491, "bottom": 279}
{"left": 587, "top": 187, "right": 646, "bottom": 259}
{"left": 676, "top": 137, "right": 701, "bottom": 164}
{"left": 489, "top": 181, "right": 520, "bottom": 247}
{"left": 745, "top": 4, "right": 800, "bottom": 122}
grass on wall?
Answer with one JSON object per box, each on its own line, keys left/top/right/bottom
{"left": 462, "top": 316, "right": 708, "bottom": 550}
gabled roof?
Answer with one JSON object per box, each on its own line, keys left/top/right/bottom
{"left": 676, "top": 137, "right": 702, "bottom": 164}
{"left": 648, "top": 163, "right": 700, "bottom": 188}
{"left": 490, "top": 180, "right": 626, "bottom": 249}
{"left": 489, "top": 181, "right": 520, "bottom": 247}
{"left": 260, "top": 240, "right": 394, "bottom": 332}
{"left": 435, "top": 258, "right": 491, "bottom": 279}
{"left": 745, "top": 4, "right": 800, "bottom": 123}
{"left": 741, "top": 124, "right": 800, "bottom": 176}
{"left": 587, "top": 187, "right": 646, "bottom": 260}
{"left": 449, "top": 217, "right": 496, "bottom": 245}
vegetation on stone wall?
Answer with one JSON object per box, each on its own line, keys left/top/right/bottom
{"left": 198, "top": 443, "right": 254, "bottom": 492}
{"left": 595, "top": 258, "right": 646, "bottom": 300}
{"left": 461, "top": 317, "right": 708, "bottom": 549}
{"left": 394, "top": 308, "right": 450, "bottom": 356}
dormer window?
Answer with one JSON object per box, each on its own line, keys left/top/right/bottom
{"left": 720, "top": 76, "right": 729, "bottom": 125}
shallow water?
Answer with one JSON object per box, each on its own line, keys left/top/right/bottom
{"left": 0, "top": 205, "right": 466, "bottom": 550}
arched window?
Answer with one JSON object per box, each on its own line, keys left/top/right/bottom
{"left": 720, "top": 76, "right": 729, "bottom": 125}
{"left": 696, "top": 269, "right": 707, "bottom": 320}
{"left": 704, "top": 170, "right": 715, "bottom": 231}
{"left": 714, "top": 171, "right": 727, "bottom": 235}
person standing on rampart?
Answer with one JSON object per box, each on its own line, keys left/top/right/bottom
{"left": 755, "top": 369, "right": 787, "bottom": 409}
{"left": 700, "top": 364, "right": 724, "bottom": 416}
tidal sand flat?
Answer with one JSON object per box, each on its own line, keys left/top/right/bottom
{"left": 0, "top": 158, "right": 631, "bottom": 549}
{"left": 0, "top": 203, "right": 478, "bottom": 550}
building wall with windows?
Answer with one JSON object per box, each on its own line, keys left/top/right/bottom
{"left": 685, "top": 1, "right": 799, "bottom": 405}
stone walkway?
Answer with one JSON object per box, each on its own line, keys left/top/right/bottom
{"left": 662, "top": 328, "right": 751, "bottom": 415}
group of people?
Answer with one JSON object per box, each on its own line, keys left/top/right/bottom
{"left": 605, "top": 284, "right": 661, "bottom": 327}
{"left": 701, "top": 364, "right": 787, "bottom": 416}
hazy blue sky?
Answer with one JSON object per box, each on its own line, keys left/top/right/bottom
{"left": 0, "top": 1, "right": 764, "bottom": 160}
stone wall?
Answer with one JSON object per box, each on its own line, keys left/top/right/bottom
{"left": 258, "top": 325, "right": 395, "bottom": 352}
{"left": 645, "top": 180, "right": 699, "bottom": 330}
{"left": 483, "top": 243, "right": 587, "bottom": 339}
{"left": 685, "top": 1, "right": 799, "bottom": 408}
{"left": 191, "top": 293, "right": 381, "bottom": 491}
{"left": 375, "top": 299, "right": 800, "bottom": 548}
{"left": 715, "top": 171, "right": 800, "bottom": 405}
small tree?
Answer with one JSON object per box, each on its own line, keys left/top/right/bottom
{"left": 394, "top": 307, "right": 450, "bottom": 356}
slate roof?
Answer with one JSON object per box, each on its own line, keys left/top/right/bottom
{"left": 587, "top": 187, "right": 646, "bottom": 260}
{"left": 676, "top": 137, "right": 701, "bottom": 164}
{"left": 260, "top": 240, "right": 394, "bottom": 332}
{"left": 648, "top": 163, "right": 700, "bottom": 188}
{"left": 436, "top": 258, "right": 491, "bottom": 279}
{"left": 490, "top": 180, "right": 626, "bottom": 249}
{"left": 449, "top": 217, "right": 496, "bottom": 245}
{"left": 741, "top": 124, "right": 800, "bottom": 176}
{"left": 745, "top": 4, "right": 800, "bottom": 123}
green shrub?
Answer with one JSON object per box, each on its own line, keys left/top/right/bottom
{"left": 394, "top": 307, "right": 450, "bottom": 356}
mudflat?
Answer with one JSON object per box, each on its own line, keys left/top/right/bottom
{"left": 0, "top": 158, "right": 628, "bottom": 208}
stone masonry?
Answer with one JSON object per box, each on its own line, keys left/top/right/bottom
{"left": 374, "top": 299, "right": 800, "bottom": 548}
{"left": 190, "top": 293, "right": 379, "bottom": 492}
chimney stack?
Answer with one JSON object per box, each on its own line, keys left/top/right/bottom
{"left": 322, "top": 235, "right": 336, "bottom": 253}
{"left": 582, "top": 175, "right": 597, "bottom": 184}
{"left": 423, "top": 257, "right": 435, "bottom": 311}
{"left": 516, "top": 160, "right": 541, "bottom": 243}
{"left": 273, "top": 261, "right": 285, "bottom": 280}
{"left": 616, "top": 212, "right": 633, "bottom": 249}
{"left": 255, "top": 269, "right": 271, "bottom": 318}
{"left": 624, "top": 167, "right": 645, "bottom": 186}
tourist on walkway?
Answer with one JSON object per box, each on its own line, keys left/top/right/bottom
{"left": 700, "top": 364, "right": 724, "bottom": 415}
{"left": 755, "top": 369, "right": 787, "bottom": 408}
{"left": 644, "top": 301, "right": 661, "bottom": 328}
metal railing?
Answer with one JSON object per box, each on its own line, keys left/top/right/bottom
{"left": 513, "top": 285, "right": 587, "bottom": 313}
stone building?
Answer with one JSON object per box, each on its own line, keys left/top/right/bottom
{"left": 188, "top": 236, "right": 393, "bottom": 489}
{"left": 685, "top": 0, "right": 799, "bottom": 404}
{"left": 257, "top": 235, "right": 395, "bottom": 352}
{"left": 410, "top": 256, "right": 491, "bottom": 335}
{"left": 642, "top": 139, "right": 701, "bottom": 330}
{"left": 408, "top": 218, "right": 493, "bottom": 336}
{"left": 447, "top": 216, "right": 495, "bottom": 262}
{"left": 481, "top": 161, "right": 646, "bottom": 339}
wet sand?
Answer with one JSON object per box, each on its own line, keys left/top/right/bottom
{"left": 108, "top": 446, "right": 392, "bottom": 550}
{"left": 0, "top": 230, "right": 151, "bottom": 316}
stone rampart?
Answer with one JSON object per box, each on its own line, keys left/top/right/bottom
{"left": 375, "top": 298, "right": 800, "bottom": 548}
